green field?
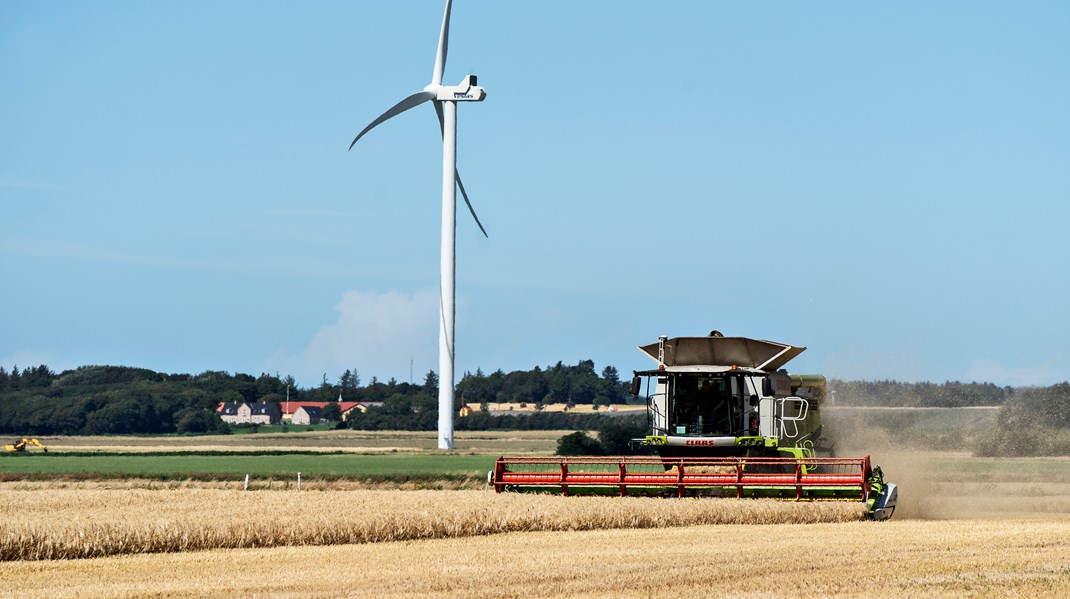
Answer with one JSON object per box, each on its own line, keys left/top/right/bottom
{"left": 0, "top": 430, "right": 568, "bottom": 483}
{"left": 0, "top": 452, "right": 497, "bottom": 482}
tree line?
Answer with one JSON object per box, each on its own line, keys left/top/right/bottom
{"left": 978, "top": 382, "right": 1070, "bottom": 456}
{"left": 828, "top": 379, "right": 1011, "bottom": 407}
{"left": 0, "top": 360, "right": 633, "bottom": 436}
{"left": 2, "top": 363, "right": 1067, "bottom": 457}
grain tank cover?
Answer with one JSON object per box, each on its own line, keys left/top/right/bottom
{"left": 637, "top": 336, "right": 805, "bottom": 371}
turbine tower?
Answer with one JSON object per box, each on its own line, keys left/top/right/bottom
{"left": 349, "top": 0, "right": 486, "bottom": 449}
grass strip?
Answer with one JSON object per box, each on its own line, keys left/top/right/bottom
{"left": 0, "top": 453, "right": 497, "bottom": 480}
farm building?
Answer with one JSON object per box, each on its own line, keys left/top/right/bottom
{"left": 216, "top": 402, "right": 281, "bottom": 425}
{"left": 292, "top": 405, "right": 323, "bottom": 425}
{"left": 279, "top": 401, "right": 364, "bottom": 422}
{"left": 216, "top": 400, "right": 383, "bottom": 425}
{"left": 217, "top": 402, "right": 240, "bottom": 421}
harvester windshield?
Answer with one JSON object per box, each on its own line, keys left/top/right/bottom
{"left": 667, "top": 374, "right": 757, "bottom": 437}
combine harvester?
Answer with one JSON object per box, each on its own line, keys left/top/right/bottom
{"left": 493, "top": 332, "right": 898, "bottom": 520}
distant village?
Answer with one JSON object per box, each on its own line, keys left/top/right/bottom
{"left": 215, "top": 399, "right": 383, "bottom": 426}
{"left": 216, "top": 398, "right": 644, "bottom": 426}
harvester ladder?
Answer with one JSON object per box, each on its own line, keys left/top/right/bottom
{"left": 776, "top": 397, "right": 809, "bottom": 439}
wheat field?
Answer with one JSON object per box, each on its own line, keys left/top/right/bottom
{"left": 0, "top": 487, "right": 862, "bottom": 561}
{"left": 4, "top": 448, "right": 1070, "bottom": 597}
{"left": 4, "top": 474, "right": 1070, "bottom": 598}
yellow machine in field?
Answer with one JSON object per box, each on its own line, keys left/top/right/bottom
{"left": 4, "top": 437, "right": 47, "bottom": 452}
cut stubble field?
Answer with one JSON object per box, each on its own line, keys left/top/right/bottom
{"left": 4, "top": 518, "right": 1069, "bottom": 598}
{"left": 36, "top": 429, "right": 566, "bottom": 455}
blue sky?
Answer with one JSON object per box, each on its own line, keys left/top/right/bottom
{"left": 2, "top": 1, "right": 1068, "bottom": 389}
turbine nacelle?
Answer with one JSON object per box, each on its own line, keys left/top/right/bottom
{"left": 425, "top": 75, "right": 486, "bottom": 102}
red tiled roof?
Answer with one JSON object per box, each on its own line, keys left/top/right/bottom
{"left": 280, "top": 401, "right": 363, "bottom": 415}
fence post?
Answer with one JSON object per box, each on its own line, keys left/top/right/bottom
{"left": 244, "top": 473, "right": 250, "bottom": 491}
{"left": 297, "top": 471, "right": 302, "bottom": 491}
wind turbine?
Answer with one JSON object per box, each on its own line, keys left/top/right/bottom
{"left": 349, "top": 0, "right": 486, "bottom": 450}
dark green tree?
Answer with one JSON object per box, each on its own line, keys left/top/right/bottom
{"left": 423, "top": 370, "right": 439, "bottom": 395}
{"left": 556, "top": 431, "right": 605, "bottom": 455}
{"left": 321, "top": 402, "right": 342, "bottom": 422}
{"left": 597, "top": 420, "right": 648, "bottom": 454}
{"left": 175, "top": 408, "right": 228, "bottom": 434}
{"left": 338, "top": 369, "right": 354, "bottom": 389}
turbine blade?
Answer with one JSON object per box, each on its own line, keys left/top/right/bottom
{"left": 434, "top": 101, "right": 446, "bottom": 136}
{"left": 431, "top": 0, "right": 452, "bottom": 86}
{"left": 349, "top": 91, "right": 435, "bottom": 150}
{"left": 435, "top": 102, "right": 488, "bottom": 238}
{"left": 455, "top": 170, "right": 488, "bottom": 238}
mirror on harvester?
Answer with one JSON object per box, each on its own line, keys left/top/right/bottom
{"left": 630, "top": 375, "right": 642, "bottom": 396}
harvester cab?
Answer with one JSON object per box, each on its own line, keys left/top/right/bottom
{"left": 492, "top": 332, "right": 898, "bottom": 521}
{"left": 630, "top": 334, "right": 830, "bottom": 460}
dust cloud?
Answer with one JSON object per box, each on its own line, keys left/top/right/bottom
{"left": 822, "top": 407, "right": 1070, "bottom": 520}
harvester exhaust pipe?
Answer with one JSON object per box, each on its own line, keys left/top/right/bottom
{"left": 789, "top": 374, "right": 827, "bottom": 401}
{"left": 788, "top": 374, "right": 827, "bottom": 390}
